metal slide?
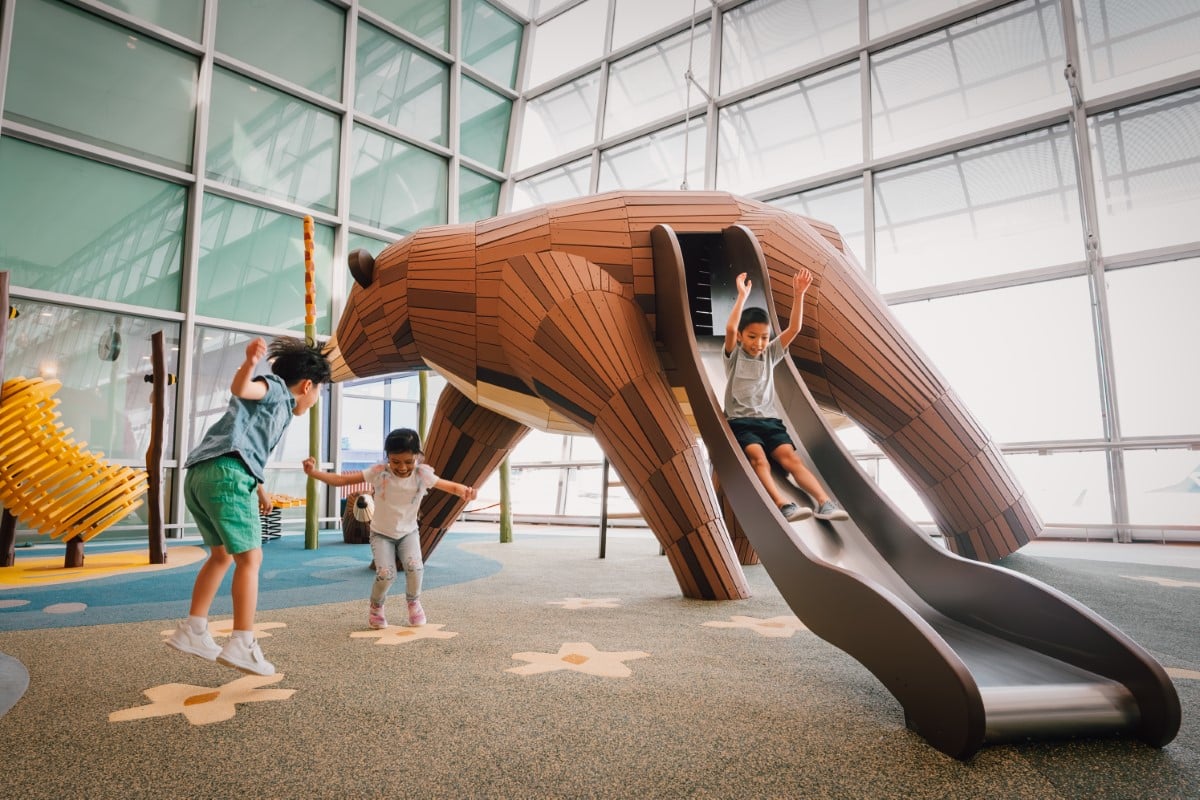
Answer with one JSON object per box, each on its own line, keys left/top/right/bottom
{"left": 650, "top": 223, "right": 1180, "bottom": 760}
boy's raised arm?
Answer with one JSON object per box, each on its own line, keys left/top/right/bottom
{"left": 724, "top": 272, "right": 752, "bottom": 356}
{"left": 776, "top": 268, "right": 812, "bottom": 350}
{"left": 231, "top": 337, "right": 269, "bottom": 400}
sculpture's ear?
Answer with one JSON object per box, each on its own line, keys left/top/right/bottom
{"left": 348, "top": 248, "right": 376, "bottom": 288}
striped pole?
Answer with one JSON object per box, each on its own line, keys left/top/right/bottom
{"left": 303, "top": 216, "right": 319, "bottom": 550}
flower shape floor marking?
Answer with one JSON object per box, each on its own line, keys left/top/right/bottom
{"left": 703, "top": 614, "right": 808, "bottom": 638}
{"left": 159, "top": 621, "right": 287, "bottom": 640}
{"left": 1167, "top": 667, "right": 1200, "bottom": 680}
{"left": 546, "top": 597, "right": 621, "bottom": 609}
{"left": 109, "top": 674, "right": 294, "bottom": 725}
{"left": 350, "top": 623, "right": 458, "bottom": 645}
{"left": 507, "top": 642, "right": 649, "bottom": 677}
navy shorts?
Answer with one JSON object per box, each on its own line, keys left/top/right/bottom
{"left": 729, "top": 417, "right": 794, "bottom": 453}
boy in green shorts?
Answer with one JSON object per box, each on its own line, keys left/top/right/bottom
{"left": 166, "top": 336, "right": 331, "bottom": 675}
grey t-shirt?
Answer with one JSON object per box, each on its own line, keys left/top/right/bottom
{"left": 183, "top": 374, "right": 296, "bottom": 483}
{"left": 724, "top": 338, "right": 786, "bottom": 420}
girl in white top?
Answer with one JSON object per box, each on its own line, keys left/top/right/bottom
{"left": 303, "top": 428, "right": 475, "bottom": 628}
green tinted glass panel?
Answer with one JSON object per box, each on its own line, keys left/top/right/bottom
{"left": 345, "top": 232, "right": 394, "bottom": 293}
{"left": 103, "top": 0, "right": 204, "bottom": 40}
{"left": 197, "top": 194, "right": 333, "bottom": 334}
{"left": 207, "top": 68, "right": 340, "bottom": 213}
{"left": 349, "top": 127, "right": 447, "bottom": 233}
{"left": 356, "top": 21, "right": 449, "bottom": 145}
{"left": 2, "top": 301, "right": 181, "bottom": 461}
{"left": 360, "top": 0, "right": 449, "bottom": 50}
{"left": 0, "top": 138, "right": 185, "bottom": 309}
{"left": 5, "top": 0, "right": 198, "bottom": 170}
{"left": 459, "top": 167, "right": 500, "bottom": 223}
{"left": 462, "top": 0, "right": 522, "bottom": 89}
{"left": 215, "top": 0, "right": 344, "bottom": 100}
{"left": 460, "top": 77, "right": 512, "bottom": 170}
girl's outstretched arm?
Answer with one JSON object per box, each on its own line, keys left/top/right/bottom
{"left": 434, "top": 478, "right": 476, "bottom": 501}
{"left": 302, "top": 457, "right": 366, "bottom": 487}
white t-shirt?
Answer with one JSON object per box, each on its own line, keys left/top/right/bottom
{"left": 362, "top": 462, "right": 438, "bottom": 538}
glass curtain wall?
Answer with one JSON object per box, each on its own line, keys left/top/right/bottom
{"left": 509, "top": 0, "right": 1200, "bottom": 542}
{"left": 0, "top": 0, "right": 524, "bottom": 538}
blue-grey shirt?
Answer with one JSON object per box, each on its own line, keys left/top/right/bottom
{"left": 183, "top": 374, "right": 296, "bottom": 483}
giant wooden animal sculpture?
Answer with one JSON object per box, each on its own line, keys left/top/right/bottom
{"left": 328, "top": 191, "right": 1040, "bottom": 601}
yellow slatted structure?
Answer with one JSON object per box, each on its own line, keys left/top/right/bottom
{"left": 0, "top": 377, "right": 147, "bottom": 543}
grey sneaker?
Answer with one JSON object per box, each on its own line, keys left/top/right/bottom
{"left": 165, "top": 621, "right": 221, "bottom": 661}
{"left": 779, "top": 502, "right": 813, "bottom": 522}
{"left": 217, "top": 637, "right": 276, "bottom": 676}
{"left": 814, "top": 500, "right": 849, "bottom": 521}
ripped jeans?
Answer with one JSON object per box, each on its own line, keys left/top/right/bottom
{"left": 368, "top": 530, "right": 423, "bottom": 606}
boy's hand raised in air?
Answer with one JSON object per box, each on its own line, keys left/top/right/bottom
{"left": 735, "top": 272, "right": 752, "bottom": 299}
{"left": 793, "top": 268, "right": 813, "bottom": 296}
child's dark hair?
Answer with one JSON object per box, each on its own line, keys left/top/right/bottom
{"left": 268, "top": 337, "right": 332, "bottom": 386}
{"left": 384, "top": 428, "right": 422, "bottom": 455}
{"left": 737, "top": 307, "right": 770, "bottom": 332}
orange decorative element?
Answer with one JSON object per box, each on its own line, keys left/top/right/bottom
{"left": 303, "top": 215, "right": 317, "bottom": 330}
{"left": 326, "top": 190, "right": 1041, "bottom": 599}
{"left": 0, "top": 377, "right": 148, "bottom": 542}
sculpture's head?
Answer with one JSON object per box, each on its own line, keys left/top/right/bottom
{"left": 326, "top": 237, "right": 423, "bottom": 382}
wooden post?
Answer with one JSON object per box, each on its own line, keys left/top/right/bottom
{"left": 498, "top": 456, "right": 512, "bottom": 543}
{"left": 303, "top": 216, "right": 320, "bottom": 550}
{"left": 598, "top": 457, "right": 609, "bottom": 558}
{"left": 0, "top": 510, "right": 15, "bottom": 568}
{"left": 146, "top": 331, "right": 168, "bottom": 564}
{"left": 64, "top": 535, "right": 84, "bottom": 568}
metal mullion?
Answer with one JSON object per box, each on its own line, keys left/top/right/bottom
{"left": 460, "top": 62, "right": 520, "bottom": 100}
{"left": 883, "top": 259, "right": 1090, "bottom": 305}
{"left": 0, "top": 0, "right": 14, "bottom": 135}
{"left": 0, "top": 121, "right": 193, "bottom": 184}
{"left": 352, "top": 111, "right": 455, "bottom": 159}
{"left": 327, "top": 0, "right": 359, "bottom": 502}
{"left": 703, "top": 0, "right": 720, "bottom": 189}
{"left": 448, "top": 0, "right": 462, "bottom": 223}
{"left": 1061, "top": 0, "right": 1129, "bottom": 541}
{"left": 588, "top": 0, "right": 616, "bottom": 194}
{"left": 499, "top": 8, "right": 534, "bottom": 211}
{"left": 211, "top": 53, "right": 346, "bottom": 115}
{"left": 172, "top": 0, "right": 219, "bottom": 536}
{"left": 59, "top": 0, "right": 205, "bottom": 54}
{"left": 201, "top": 181, "right": 340, "bottom": 226}
{"left": 7, "top": 287, "right": 186, "bottom": 321}
{"left": 356, "top": 7, "right": 454, "bottom": 64}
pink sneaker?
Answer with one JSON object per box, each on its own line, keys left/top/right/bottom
{"left": 406, "top": 599, "right": 426, "bottom": 626}
{"left": 368, "top": 603, "right": 387, "bottom": 629}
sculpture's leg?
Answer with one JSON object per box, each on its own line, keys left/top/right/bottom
{"left": 417, "top": 383, "right": 530, "bottom": 560}
{"left": 501, "top": 251, "right": 749, "bottom": 599}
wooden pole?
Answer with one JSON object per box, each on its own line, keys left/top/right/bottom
{"left": 303, "top": 216, "right": 319, "bottom": 550}
{"left": 146, "top": 331, "right": 168, "bottom": 564}
{"left": 498, "top": 456, "right": 512, "bottom": 543}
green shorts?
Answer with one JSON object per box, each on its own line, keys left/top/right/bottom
{"left": 184, "top": 455, "right": 262, "bottom": 555}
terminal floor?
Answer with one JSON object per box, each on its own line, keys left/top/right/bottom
{"left": 0, "top": 525, "right": 1197, "bottom": 799}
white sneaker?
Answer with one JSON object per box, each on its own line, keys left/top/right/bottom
{"left": 217, "top": 637, "right": 276, "bottom": 676}
{"left": 165, "top": 621, "right": 221, "bottom": 661}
